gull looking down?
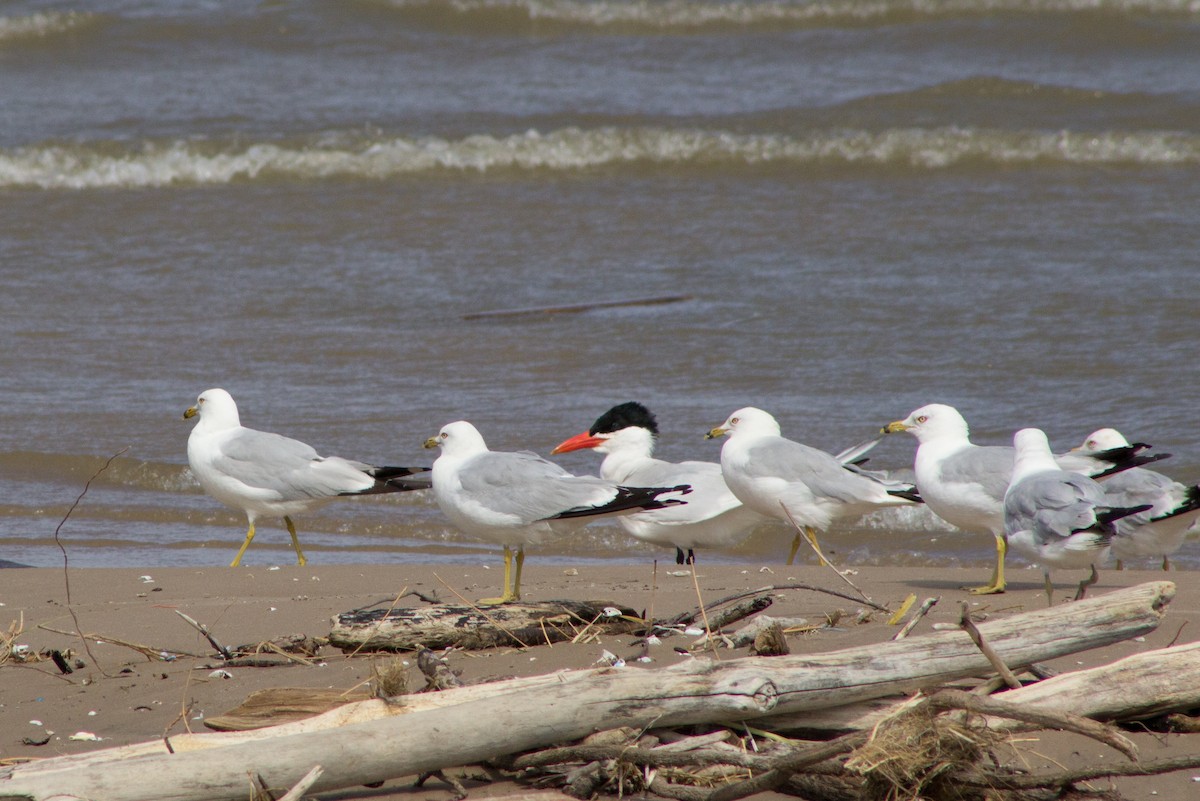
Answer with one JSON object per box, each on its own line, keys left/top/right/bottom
{"left": 184, "top": 388, "right": 431, "bottom": 567}
{"left": 424, "top": 420, "right": 691, "bottom": 604}
{"left": 1004, "top": 428, "right": 1151, "bottom": 604}
{"left": 883, "top": 403, "right": 1168, "bottom": 595}
{"left": 1074, "top": 428, "right": 1200, "bottom": 570}
{"left": 551, "top": 401, "right": 764, "bottom": 564}
{"left": 706, "top": 407, "right": 921, "bottom": 565}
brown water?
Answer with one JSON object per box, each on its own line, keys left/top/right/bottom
{"left": 1, "top": 0, "right": 1198, "bottom": 569}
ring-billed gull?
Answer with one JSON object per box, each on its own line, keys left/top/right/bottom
{"left": 1074, "top": 428, "right": 1200, "bottom": 570}
{"left": 883, "top": 403, "right": 1167, "bottom": 594}
{"left": 184, "top": 388, "right": 431, "bottom": 567}
{"left": 1004, "top": 428, "right": 1151, "bottom": 604}
{"left": 705, "top": 407, "right": 920, "bottom": 565}
{"left": 551, "top": 402, "right": 764, "bottom": 564}
{"left": 424, "top": 420, "right": 691, "bottom": 604}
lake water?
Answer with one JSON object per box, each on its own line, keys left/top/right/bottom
{"left": 1, "top": 0, "right": 1198, "bottom": 572}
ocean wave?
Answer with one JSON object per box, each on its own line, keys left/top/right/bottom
{"left": 368, "top": 0, "right": 1200, "bottom": 31}
{"left": 3, "top": 126, "right": 1199, "bottom": 189}
{"left": 0, "top": 11, "right": 96, "bottom": 42}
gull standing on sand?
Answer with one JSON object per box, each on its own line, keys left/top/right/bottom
{"left": 1074, "top": 429, "right": 1200, "bottom": 570}
{"left": 706, "top": 407, "right": 921, "bottom": 565}
{"left": 184, "top": 388, "right": 431, "bottom": 567}
{"left": 1004, "top": 428, "right": 1151, "bottom": 604}
{"left": 424, "top": 420, "right": 691, "bottom": 604}
{"left": 883, "top": 403, "right": 1167, "bottom": 595}
{"left": 551, "top": 402, "right": 764, "bottom": 564}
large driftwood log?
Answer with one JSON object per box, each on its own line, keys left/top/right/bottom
{"left": 0, "top": 582, "right": 1173, "bottom": 801}
{"left": 328, "top": 599, "right": 644, "bottom": 651}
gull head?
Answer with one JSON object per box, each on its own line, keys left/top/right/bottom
{"left": 1074, "top": 428, "right": 1131, "bottom": 453}
{"left": 184, "top": 388, "right": 240, "bottom": 429}
{"left": 1011, "top": 427, "right": 1059, "bottom": 480}
{"left": 424, "top": 420, "right": 488, "bottom": 456}
{"left": 706, "top": 407, "right": 780, "bottom": 440}
{"left": 884, "top": 403, "right": 969, "bottom": 443}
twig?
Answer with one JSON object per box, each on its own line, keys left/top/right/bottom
{"left": 892, "top": 596, "right": 940, "bottom": 641}
{"left": 666, "top": 583, "right": 888, "bottom": 624}
{"left": 463, "top": 293, "right": 692, "bottom": 320}
{"left": 277, "top": 765, "right": 323, "bottom": 801}
{"left": 780, "top": 504, "right": 874, "bottom": 607}
{"left": 963, "top": 753, "right": 1200, "bottom": 790}
{"left": 346, "top": 587, "right": 408, "bottom": 658}
{"left": 926, "top": 688, "right": 1138, "bottom": 761}
{"left": 431, "top": 572, "right": 532, "bottom": 649}
{"left": 705, "top": 731, "right": 870, "bottom": 801}
{"left": 958, "top": 602, "right": 1021, "bottom": 689}
{"left": 53, "top": 448, "right": 129, "bottom": 678}
{"left": 36, "top": 624, "right": 204, "bottom": 661}
{"left": 689, "top": 559, "right": 720, "bottom": 661}
{"left": 174, "top": 611, "right": 232, "bottom": 660}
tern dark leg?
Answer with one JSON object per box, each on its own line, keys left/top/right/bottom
{"left": 1074, "top": 564, "right": 1099, "bottom": 601}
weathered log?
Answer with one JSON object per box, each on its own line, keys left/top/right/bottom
{"left": 328, "top": 599, "right": 643, "bottom": 651}
{"left": 0, "top": 582, "right": 1173, "bottom": 801}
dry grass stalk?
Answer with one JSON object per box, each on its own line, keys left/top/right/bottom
{"left": 846, "top": 697, "right": 997, "bottom": 801}
{"left": 370, "top": 657, "right": 410, "bottom": 699}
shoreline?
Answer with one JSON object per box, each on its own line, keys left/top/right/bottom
{"left": 2, "top": 563, "right": 1198, "bottom": 800}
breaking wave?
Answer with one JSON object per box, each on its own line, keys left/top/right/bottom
{"left": 369, "top": 0, "right": 1200, "bottom": 31}
{"left": 3, "top": 126, "right": 1199, "bottom": 189}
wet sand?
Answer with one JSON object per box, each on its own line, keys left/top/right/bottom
{"left": 2, "top": 561, "right": 1198, "bottom": 800}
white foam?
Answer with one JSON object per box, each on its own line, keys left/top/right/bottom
{"left": 3, "top": 127, "right": 1198, "bottom": 189}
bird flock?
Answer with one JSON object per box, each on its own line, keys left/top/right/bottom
{"left": 184, "top": 389, "right": 1200, "bottom": 605}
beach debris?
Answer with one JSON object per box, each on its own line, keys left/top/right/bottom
{"left": 415, "top": 648, "right": 460, "bottom": 693}
{"left": 329, "top": 599, "right": 644, "bottom": 652}
{"left": 67, "top": 732, "right": 102, "bottom": 741}
{"left": 462, "top": 293, "right": 692, "bottom": 320}
{"left": 175, "top": 610, "right": 232, "bottom": 660}
{"left": 207, "top": 669, "right": 233, "bottom": 680}
{"left": 8, "top": 583, "right": 1200, "bottom": 801}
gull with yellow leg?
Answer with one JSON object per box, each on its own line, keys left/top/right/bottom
{"left": 184, "top": 388, "right": 430, "bottom": 567}
{"left": 424, "top": 420, "right": 691, "bottom": 604}
{"left": 706, "top": 407, "right": 920, "bottom": 566}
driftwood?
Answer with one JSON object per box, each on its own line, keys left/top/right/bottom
{"left": 0, "top": 582, "right": 1173, "bottom": 801}
{"left": 328, "top": 599, "right": 644, "bottom": 651}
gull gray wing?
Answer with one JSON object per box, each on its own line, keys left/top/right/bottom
{"left": 937, "top": 445, "right": 1014, "bottom": 501}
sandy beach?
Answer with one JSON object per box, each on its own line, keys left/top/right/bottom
{"left": 2, "top": 560, "right": 1199, "bottom": 801}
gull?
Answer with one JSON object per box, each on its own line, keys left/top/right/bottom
{"left": 423, "top": 420, "right": 691, "bottom": 604}
{"left": 705, "top": 407, "right": 921, "bottom": 565}
{"left": 551, "top": 402, "right": 765, "bottom": 564}
{"left": 1074, "top": 428, "right": 1200, "bottom": 570}
{"left": 883, "top": 403, "right": 1167, "bottom": 595}
{"left": 184, "top": 388, "right": 430, "bottom": 567}
{"left": 1004, "top": 428, "right": 1150, "bottom": 604}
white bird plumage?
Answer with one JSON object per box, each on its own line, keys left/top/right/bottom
{"left": 1075, "top": 428, "right": 1200, "bottom": 570}
{"left": 707, "top": 407, "right": 920, "bottom": 565}
{"left": 551, "top": 402, "right": 764, "bottom": 564}
{"left": 1003, "top": 428, "right": 1150, "bottom": 604}
{"left": 424, "top": 420, "right": 691, "bottom": 603}
{"left": 884, "top": 403, "right": 1167, "bottom": 595}
{"left": 184, "top": 388, "right": 430, "bottom": 567}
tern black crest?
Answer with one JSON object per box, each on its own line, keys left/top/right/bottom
{"left": 590, "top": 401, "right": 659, "bottom": 436}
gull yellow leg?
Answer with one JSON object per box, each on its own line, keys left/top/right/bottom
{"left": 805, "top": 526, "right": 830, "bottom": 567}
{"left": 786, "top": 532, "right": 801, "bottom": 565}
{"left": 284, "top": 516, "right": 308, "bottom": 567}
{"left": 230, "top": 521, "right": 256, "bottom": 567}
{"left": 1043, "top": 571, "right": 1054, "bottom": 607}
{"left": 968, "top": 535, "right": 1007, "bottom": 595}
{"left": 511, "top": 547, "right": 525, "bottom": 602}
{"left": 480, "top": 546, "right": 518, "bottom": 605}
{"left": 1115, "top": 559, "right": 1125, "bottom": 571}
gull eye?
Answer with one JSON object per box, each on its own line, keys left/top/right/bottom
{"left": 731, "top": 417, "right": 739, "bottom": 425}
{"left": 916, "top": 415, "right": 927, "bottom": 424}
